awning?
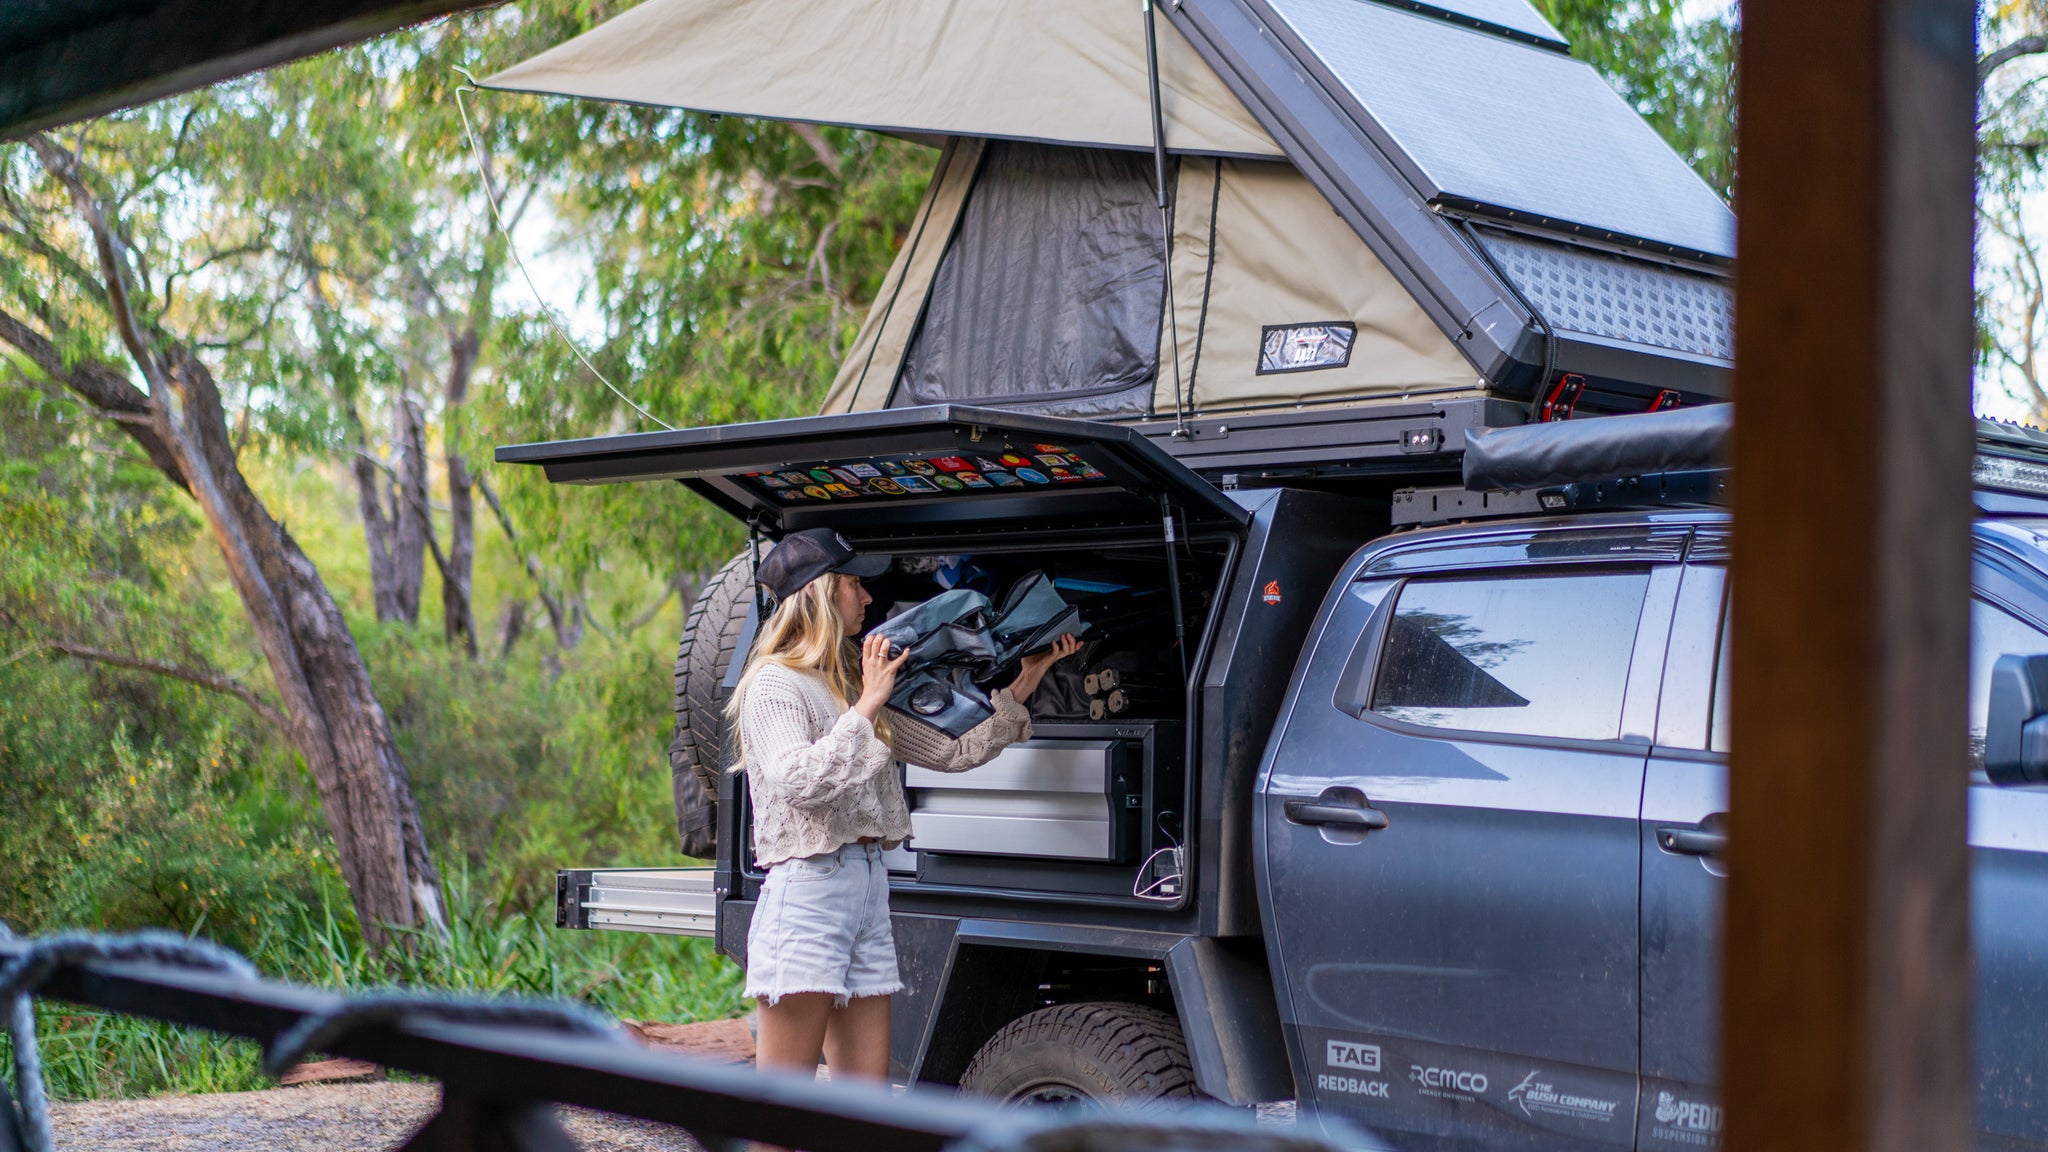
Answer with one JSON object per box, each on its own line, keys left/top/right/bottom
{"left": 481, "top": 0, "right": 1282, "bottom": 158}
{"left": 493, "top": 405, "right": 1250, "bottom": 546}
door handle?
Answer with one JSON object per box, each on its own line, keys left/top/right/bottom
{"left": 1285, "top": 798, "right": 1390, "bottom": 831}
{"left": 1656, "top": 825, "right": 1728, "bottom": 857}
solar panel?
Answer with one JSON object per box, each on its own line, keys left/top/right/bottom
{"left": 1264, "top": 0, "right": 1735, "bottom": 259}
{"left": 1373, "top": 0, "right": 1568, "bottom": 47}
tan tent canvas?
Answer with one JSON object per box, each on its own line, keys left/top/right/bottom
{"left": 488, "top": 0, "right": 1735, "bottom": 417}
{"left": 483, "top": 0, "right": 1281, "bottom": 158}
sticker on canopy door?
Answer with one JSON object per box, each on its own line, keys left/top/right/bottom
{"left": 934, "top": 475, "right": 966, "bottom": 491}
{"left": 985, "top": 471, "right": 1022, "bottom": 487}
{"left": 801, "top": 485, "right": 830, "bottom": 500}
{"left": 896, "top": 475, "right": 940, "bottom": 493}
{"left": 752, "top": 473, "right": 789, "bottom": 488}
{"left": 868, "top": 478, "right": 906, "bottom": 495}
{"left": 879, "top": 460, "right": 907, "bottom": 476}
{"left": 1015, "top": 468, "right": 1049, "bottom": 484}
{"left": 845, "top": 462, "right": 883, "bottom": 479}
{"left": 905, "top": 460, "right": 938, "bottom": 476}
{"left": 998, "top": 452, "right": 1032, "bottom": 468}
{"left": 822, "top": 483, "right": 857, "bottom": 498}
{"left": 779, "top": 471, "right": 814, "bottom": 486}
{"left": 930, "top": 456, "right": 972, "bottom": 472}
{"left": 808, "top": 469, "right": 836, "bottom": 484}
{"left": 957, "top": 472, "right": 993, "bottom": 489}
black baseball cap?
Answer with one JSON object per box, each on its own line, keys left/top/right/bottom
{"left": 756, "top": 528, "right": 890, "bottom": 603}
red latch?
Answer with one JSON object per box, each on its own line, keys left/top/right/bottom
{"left": 1538, "top": 374, "right": 1586, "bottom": 422}
{"left": 1648, "top": 389, "right": 1682, "bottom": 412}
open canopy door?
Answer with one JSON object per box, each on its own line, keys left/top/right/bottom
{"left": 494, "top": 406, "right": 1249, "bottom": 547}
{"left": 481, "top": 0, "right": 1281, "bottom": 158}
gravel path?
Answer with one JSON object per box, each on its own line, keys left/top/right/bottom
{"left": 49, "top": 1083, "right": 706, "bottom": 1152}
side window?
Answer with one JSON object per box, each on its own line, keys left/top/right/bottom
{"left": 1367, "top": 569, "right": 1650, "bottom": 741}
{"left": 1971, "top": 600, "right": 2048, "bottom": 767}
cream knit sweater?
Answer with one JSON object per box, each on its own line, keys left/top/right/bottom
{"left": 737, "top": 662, "right": 1031, "bottom": 866}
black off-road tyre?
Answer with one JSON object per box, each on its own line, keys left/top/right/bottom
{"left": 669, "top": 549, "right": 757, "bottom": 857}
{"left": 959, "top": 1002, "right": 1203, "bottom": 1107}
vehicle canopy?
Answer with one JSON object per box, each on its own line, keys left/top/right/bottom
{"left": 493, "top": 405, "right": 1249, "bottom": 547}
{"left": 484, "top": 0, "right": 1735, "bottom": 426}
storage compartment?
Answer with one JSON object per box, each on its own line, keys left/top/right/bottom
{"left": 852, "top": 541, "right": 1216, "bottom": 900}
{"left": 905, "top": 738, "right": 1141, "bottom": 862}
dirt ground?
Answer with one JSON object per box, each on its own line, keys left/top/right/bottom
{"left": 49, "top": 1083, "right": 707, "bottom": 1152}
{"left": 46, "top": 1019, "right": 755, "bottom": 1152}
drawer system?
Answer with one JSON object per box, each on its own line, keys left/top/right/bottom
{"left": 906, "top": 737, "right": 1142, "bottom": 862}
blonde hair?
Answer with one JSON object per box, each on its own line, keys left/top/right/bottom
{"left": 725, "top": 573, "right": 884, "bottom": 769}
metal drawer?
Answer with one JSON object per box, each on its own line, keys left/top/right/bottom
{"left": 905, "top": 739, "right": 1135, "bottom": 861}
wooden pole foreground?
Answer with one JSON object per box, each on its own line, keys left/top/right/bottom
{"left": 1725, "top": 2, "right": 1978, "bottom": 1151}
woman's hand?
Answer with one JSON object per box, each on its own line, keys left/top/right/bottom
{"left": 1007, "top": 634, "right": 1082, "bottom": 703}
{"left": 853, "top": 632, "right": 910, "bottom": 722}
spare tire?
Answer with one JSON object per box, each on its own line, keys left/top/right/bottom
{"left": 670, "top": 549, "right": 757, "bottom": 858}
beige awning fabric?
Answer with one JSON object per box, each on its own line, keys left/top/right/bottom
{"left": 481, "top": 0, "right": 1281, "bottom": 158}
{"left": 1152, "top": 158, "right": 1477, "bottom": 414}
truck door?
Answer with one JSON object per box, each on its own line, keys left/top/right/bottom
{"left": 1260, "top": 527, "right": 1683, "bottom": 1151}
{"left": 1640, "top": 531, "right": 2048, "bottom": 1152}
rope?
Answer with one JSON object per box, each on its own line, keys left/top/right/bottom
{"left": 449, "top": 67, "right": 677, "bottom": 432}
{"left": 0, "top": 927, "right": 257, "bottom": 1152}
{"left": 260, "top": 990, "right": 623, "bottom": 1080}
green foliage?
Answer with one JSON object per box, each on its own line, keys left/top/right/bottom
{"left": 2, "top": 877, "right": 744, "bottom": 1101}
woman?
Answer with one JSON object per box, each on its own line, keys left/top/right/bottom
{"left": 727, "top": 528, "right": 1079, "bottom": 1081}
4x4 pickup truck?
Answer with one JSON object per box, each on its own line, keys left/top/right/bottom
{"left": 485, "top": 0, "right": 2041, "bottom": 1144}
{"left": 504, "top": 406, "right": 2048, "bottom": 1152}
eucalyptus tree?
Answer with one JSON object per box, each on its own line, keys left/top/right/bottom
{"left": 0, "top": 117, "right": 445, "bottom": 948}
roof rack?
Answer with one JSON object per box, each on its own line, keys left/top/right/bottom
{"left": 1389, "top": 410, "right": 2048, "bottom": 527}
{"left": 1392, "top": 469, "right": 1727, "bottom": 526}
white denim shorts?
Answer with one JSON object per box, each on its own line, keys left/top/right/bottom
{"left": 744, "top": 842, "right": 903, "bottom": 1007}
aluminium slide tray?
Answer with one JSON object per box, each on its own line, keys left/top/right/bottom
{"left": 557, "top": 867, "right": 717, "bottom": 938}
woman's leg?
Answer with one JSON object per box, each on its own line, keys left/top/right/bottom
{"left": 755, "top": 992, "right": 836, "bottom": 1072}
{"left": 821, "top": 993, "right": 891, "bottom": 1081}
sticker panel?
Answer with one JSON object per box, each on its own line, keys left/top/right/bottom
{"left": 731, "top": 443, "right": 1116, "bottom": 504}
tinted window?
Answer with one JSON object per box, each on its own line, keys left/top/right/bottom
{"left": 1971, "top": 600, "right": 2048, "bottom": 768}
{"left": 1369, "top": 570, "right": 1649, "bottom": 741}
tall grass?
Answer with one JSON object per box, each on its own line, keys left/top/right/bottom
{"left": 3, "top": 879, "right": 746, "bottom": 1101}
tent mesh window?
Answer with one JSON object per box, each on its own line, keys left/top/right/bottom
{"left": 894, "top": 141, "right": 1167, "bottom": 417}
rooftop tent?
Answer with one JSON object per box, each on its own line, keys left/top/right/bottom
{"left": 821, "top": 145, "right": 1480, "bottom": 417}
{"left": 490, "top": 0, "right": 1735, "bottom": 423}
{"left": 479, "top": 0, "right": 1281, "bottom": 157}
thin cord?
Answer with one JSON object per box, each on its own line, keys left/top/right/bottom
{"left": 450, "top": 68, "right": 676, "bottom": 431}
{"left": 1142, "top": 0, "right": 1190, "bottom": 437}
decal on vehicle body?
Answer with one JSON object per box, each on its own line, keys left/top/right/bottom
{"left": 1506, "top": 1070, "right": 1619, "bottom": 1123}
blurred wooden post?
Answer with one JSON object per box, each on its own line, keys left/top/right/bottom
{"left": 1726, "top": 1, "right": 1977, "bottom": 1151}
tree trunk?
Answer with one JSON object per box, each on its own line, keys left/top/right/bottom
{"left": 347, "top": 406, "right": 406, "bottom": 623}
{"left": 7, "top": 137, "right": 443, "bottom": 948}
{"left": 391, "top": 395, "right": 430, "bottom": 625}
{"left": 442, "top": 327, "right": 479, "bottom": 658}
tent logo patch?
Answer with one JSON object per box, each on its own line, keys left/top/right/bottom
{"left": 1262, "top": 581, "right": 1283, "bottom": 605}
{"left": 1258, "top": 322, "right": 1356, "bottom": 374}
